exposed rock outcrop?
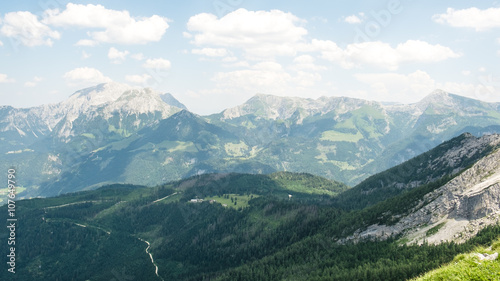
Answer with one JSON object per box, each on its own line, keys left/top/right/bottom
{"left": 342, "top": 134, "right": 500, "bottom": 245}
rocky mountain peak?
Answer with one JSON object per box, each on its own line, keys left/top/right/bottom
{"left": 103, "top": 87, "right": 180, "bottom": 117}
{"left": 415, "top": 89, "right": 453, "bottom": 108}
{"left": 222, "top": 94, "right": 367, "bottom": 121}
{"left": 67, "top": 82, "right": 133, "bottom": 107}
{"left": 160, "top": 93, "right": 187, "bottom": 110}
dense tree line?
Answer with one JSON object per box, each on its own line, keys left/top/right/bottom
{"left": 1, "top": 172, "right": 500, "bottom": 281}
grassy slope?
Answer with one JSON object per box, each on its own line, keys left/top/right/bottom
{"left": 412, "top": 239, "right": 500, "bottom": 281}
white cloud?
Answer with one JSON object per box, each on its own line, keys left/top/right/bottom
{"left": 462, "top": 70, "right": 471, "bottom": 76}
{"left": 0, "top": 73, "right": 15, "bottom": 83}
{"left": 75, "top": 39, "right": 98, "bottom": 47}
{"left": 293, "top": 55, "right": 315, "bottom": 65}
{"left": 108, "top": 47, "right": 129, "bottom": 63}
{"left": 187, "top": 8, "right": 308, "bottom": 58}
{"left": 24, "top": 76, "right": 43, "bottom": 87}
{"left": 125, "top": 74, "right": 152, "bottom": 84}
{"left": 310, "top": 39, "right": 353, "bottom": 68}
{"left": 44, "top": 3, "right": 169, "bottom": 45}
{"left": 130, "top": 53, "right": 144, "bottom": 60}
{"left": 344, "top": 15, "right": 362, "bottom": 24}
{"left": 192, "top": 48, "right": 228, "bottom": 57}
{"left": 313, "top": 39, "right": 461, "bottom": 70}
{"left": 186, "top": 8, "right": 459, "bottom": 69}
{"left": 142, "top": 58, "right": 171, "bottom": 69}
{"left": 63, "top": 67, "right": 112, "bottom": 86}
{"left": 479, "top": 67, "right": 487, "bottom": 72}
{"left": 1, "top": 11, "right": 60, "bottom": 46}
{"left": 0, "top": 40, "right": 3, "bottom": 46}
{"left": 433, "top": 7, "right": 500, "bottom": 31}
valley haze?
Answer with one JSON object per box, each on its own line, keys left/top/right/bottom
{"left": 2, "top": 82, "right": 500, "bottom": 201}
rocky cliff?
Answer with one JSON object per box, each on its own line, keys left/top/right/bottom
{"left": 342, "top": 134, "right": 500, "bottom": 244}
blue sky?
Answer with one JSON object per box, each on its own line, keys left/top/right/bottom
{"left": 1, "top": 0, "right": 499, "bottom": 115}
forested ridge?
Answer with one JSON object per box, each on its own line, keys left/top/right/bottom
{"left": 1, "top": 167, "right": 499, "bottom": 280}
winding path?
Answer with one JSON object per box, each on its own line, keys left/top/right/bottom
{"left": 138, "top": 238, "right": 164, "bottom": 280}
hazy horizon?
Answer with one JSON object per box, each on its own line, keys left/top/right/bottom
{"left": 1, "top": 1, "right": 499, "bottom": 115}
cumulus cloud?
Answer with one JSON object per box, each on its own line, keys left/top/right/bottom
{"left": 0, "top": 40, "right": 3, "bottom": 46}
{"left": 44, "top": 3, "right": 169, "bottom": 45}
{"left": 142, "top": 58, "right": 171, "bottom": 69}
{"left": 433, "top": 7, "right": 500, "bottom": 31}
{"left": 313, "top": 40, "right": 461, "bottom": 70}
{"left": 125, "top": 74, "right": 151, "bottom": 84}
{"left": 186, "top": 8, "right": 459, "bottom": 69}
{"left": 187, "top": 8, "right": 308, "bottom": 58}
{"left": 0, "top": 73, "right": 15, "bottom": 83}
{"left": 108, "top": 47, "right": 129, "bottom": 63}
{"left": 192, "top": 48, "right": 228, "bottom": 57}
{"left": 63, "top": 67, "right": 112, "bottom": 87}
{"left": 310, "top": 39, "right": 354, "bottom": 69}
{"left": 1, "top": 11, "right": 60, "bottom": 46}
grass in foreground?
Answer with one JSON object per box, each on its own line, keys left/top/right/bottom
{"left": 412, "top": 239, "right": 500, "bottom": 281}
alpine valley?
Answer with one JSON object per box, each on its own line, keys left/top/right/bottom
{"left": 2, "top": 82, "right": 500, "bottom": 200}
{"left": 2, "top": 84, "right": 500, "bottom": 280}
{"left": 1, "top": 132, "right": 500, "bottom": 280}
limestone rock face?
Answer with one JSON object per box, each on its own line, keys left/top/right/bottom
{"left": 343, "top": 134, "right": 500, "bottom": 245}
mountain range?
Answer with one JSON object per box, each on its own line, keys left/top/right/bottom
{"left": 1, "top": 132, "right": 500, "bottom": 280}
{"left": 2, "top": 83, "right": 500, "bottom": 199}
